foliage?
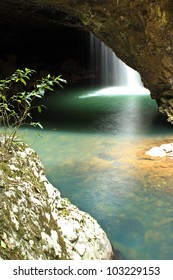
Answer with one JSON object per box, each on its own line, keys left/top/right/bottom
{"left": 0, "top": 68, "right": 66, "bottom": 152}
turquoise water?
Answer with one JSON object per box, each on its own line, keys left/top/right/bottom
{"left": 22, "top": 85, "right": 173, "bottom": 260}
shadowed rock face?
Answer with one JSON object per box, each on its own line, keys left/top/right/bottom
{"left": 1, "top": 0, "right": 173, "bottom": 122}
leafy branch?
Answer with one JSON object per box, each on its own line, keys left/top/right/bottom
{"left": 0, "top": 68, "right": 66, "bottom": 153}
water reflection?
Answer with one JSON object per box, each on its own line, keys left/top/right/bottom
{"left": 79, "top": 86, "right": 150, "bottom": 98}
{"left": 20, "top": 86, "right": 173, "bottom": 259}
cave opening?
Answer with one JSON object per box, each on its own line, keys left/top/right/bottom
{"left": 0, "top": 23, "right": 146, "bottom": 89}
{"left": 1, "top": 20, "right": 173, "bottom": 261}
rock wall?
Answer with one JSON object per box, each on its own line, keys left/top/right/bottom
{"left": 0, "top": 141, "right": 115, "bottom": 260}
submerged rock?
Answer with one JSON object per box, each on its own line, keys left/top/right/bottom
{"left": 0, "top": 141, "right": 114, "bottom": 260}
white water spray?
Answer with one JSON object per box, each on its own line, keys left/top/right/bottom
{"left": 87, "top": 33, "right": 149, "bottom": 97}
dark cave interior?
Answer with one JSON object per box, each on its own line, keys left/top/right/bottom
{"left": 0, "top": 24, "right": 91, "bottom": 83}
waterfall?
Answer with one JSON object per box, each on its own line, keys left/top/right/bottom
{"left": 89, "top": 33, "right": 145, "bottom": 88}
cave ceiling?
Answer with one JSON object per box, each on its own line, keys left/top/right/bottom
{"left": 1, "top": 0, "right": 173, "bottom": 121}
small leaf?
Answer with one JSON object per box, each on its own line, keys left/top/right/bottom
{"left": 2, "top": 96, "right": 7, "bottom": 101}
{"left": 20, "top": 78, "right": 26, "bottom": 86}
{"left": 37, "top": 106, "right": 42, "bottom": 113}
{"left": 30, "top": 122, "right": 43, "bottom": 129}
{"left": 58, "top": 78, "right": 67, "bottom": 83}
{"left": 37, "top": 123, "right": 43, "bottom": 129}
{"left": 38, "top": 89, "right": 45, "bottom": 95}
{"left": 45, "top": 86, "right": 53, "bottom": 91}
{"left": 1, "top": 240, "right": 6, "bottom": 249}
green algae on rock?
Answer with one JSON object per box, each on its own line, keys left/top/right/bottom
{"left": 0, "top": 140, "right": 115, "bottom": 260}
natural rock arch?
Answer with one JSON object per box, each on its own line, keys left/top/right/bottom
{"left": 1, "top": 0, "right": 173, "bottom": 122}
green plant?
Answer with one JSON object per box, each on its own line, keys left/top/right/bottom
{"left": 0, "top": 68, "right": 66, "bottom": 153}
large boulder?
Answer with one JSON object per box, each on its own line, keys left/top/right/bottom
{"left": 0, "top": 140, "right": 114, "bottom": 260}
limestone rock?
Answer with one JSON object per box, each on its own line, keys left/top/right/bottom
{"left": 0, "top": 142, "right": 114, "bottom": 260}
{"left": 146, "top": 146, "right": 167, "bottom": 157}
{"left": 146, "top": 143, "right": 173, "bottom": 158}
{"left": 160, "top": 143, "right": 173, "bottom": 153}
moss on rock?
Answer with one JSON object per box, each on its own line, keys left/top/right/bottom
{"left": 0, "top": 140, "right": 115, "bottom": 260}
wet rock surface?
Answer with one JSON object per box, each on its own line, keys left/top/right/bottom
{"left": 146, "top": 143, "right": 173, "bottom": 158}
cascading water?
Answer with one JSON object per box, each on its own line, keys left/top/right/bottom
{"left": 89, "top": 33, "right": 149, "bottom": 93}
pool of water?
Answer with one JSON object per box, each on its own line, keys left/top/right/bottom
{"left": 20, "top": 85, "right": 173, "bottom": 259}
